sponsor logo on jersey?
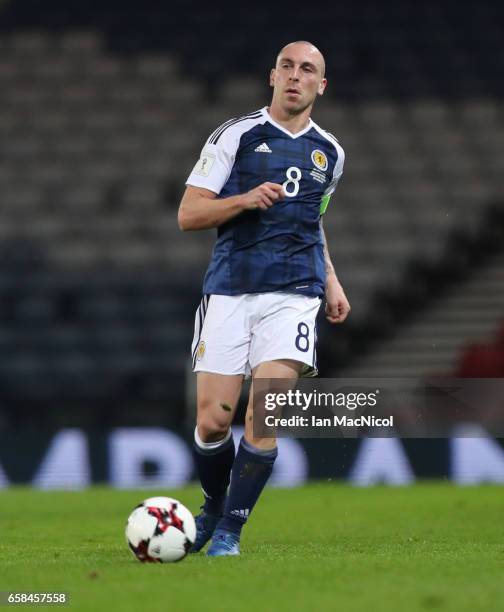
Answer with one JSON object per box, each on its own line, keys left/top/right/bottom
{"left": 254, "top": 142, "right": 272, "bottom": 153}
{"left": 193, "top": 152, "right": 215, "bottom": 176}
{"left": 311, "top": 149, "right": 328, "bottom": 171}
{"left": 196, "top": 340, "right": 206, "bottom": 361}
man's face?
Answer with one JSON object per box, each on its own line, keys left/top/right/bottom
{"left": 270, "top": 43, "right": 327, "bottom": 113}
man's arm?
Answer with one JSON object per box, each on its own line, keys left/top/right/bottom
{"left": 320, "top": 218, "right": 351, "bottom": 324}
{"left": 178, "top": 183, "right": 285, "bottom": 231}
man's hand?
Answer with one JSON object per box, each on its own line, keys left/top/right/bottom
{"left": 240, "top": 182, "right": 285, "bottom": 210}
{"left": 325, "top": 275, "right": 351, "bottom": 324}
{"left": 178, "top": 182, "right": 285, "bottom": 231}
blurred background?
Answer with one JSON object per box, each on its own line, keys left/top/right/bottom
{"left": 0, "top": 0, "right": 503, "bottom": 487}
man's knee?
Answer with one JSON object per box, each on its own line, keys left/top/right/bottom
{"left": 197, "top": 396, "right": 233, "bottom": 442}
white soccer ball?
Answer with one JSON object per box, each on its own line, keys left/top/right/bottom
{"left": 125, "top": 496, "right": 196, "bottom": 563}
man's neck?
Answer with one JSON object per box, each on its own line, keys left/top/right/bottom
{"left": 267, "top": 104, "right": 312, "bottom": 135}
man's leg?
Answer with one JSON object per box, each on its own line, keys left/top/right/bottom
{"left": 191, "top": 371, "right": 243, "bottom": 552}
{"left": 207, "top": 359, "right": 301, "bottom": 556}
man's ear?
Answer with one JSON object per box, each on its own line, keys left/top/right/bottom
{"left": 270, "top": 68, "right": 276, "bottom": 87}
{"left": 318, "top": 78, "right": 327, "bottom": 96}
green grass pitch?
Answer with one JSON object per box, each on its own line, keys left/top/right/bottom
{"left": 1, "top": 484, "right": 503, "bottom": 611}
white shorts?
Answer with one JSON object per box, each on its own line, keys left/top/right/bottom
{"left": 191, "top": 293, "right": 321, "bottom": 377}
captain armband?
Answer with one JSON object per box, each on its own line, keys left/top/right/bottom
{"left": 320, "top": 194, "right": 331, "bottom": 215}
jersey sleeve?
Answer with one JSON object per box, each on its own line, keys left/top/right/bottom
{"left": 320, "top": 142, "right": 345, "bottom": 215}
{"left": 185, "top": 124, "right": 240, "bottom": 195}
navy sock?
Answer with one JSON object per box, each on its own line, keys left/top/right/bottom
{"left": 218, "top": 437, "right": 277, "bottom": 536}
{"left": 192, "top": 430, "right": 235, "bottom": 516}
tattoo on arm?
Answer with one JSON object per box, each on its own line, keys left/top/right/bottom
{"left": 320, "top": 220, "right": 336, "bottom": 277}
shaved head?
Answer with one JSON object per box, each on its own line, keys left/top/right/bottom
{"left": 269, "top": 39, "right": 328, "bottom": 121}
{"left": 276, "top": 41, "right": 326, "bottom": 77}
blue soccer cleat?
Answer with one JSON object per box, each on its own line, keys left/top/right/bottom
{"left": 206, "top": 529, "right": 241, "bottom": 557}
{"left": 190, "top": 509, "right": 221, "bottom": 553}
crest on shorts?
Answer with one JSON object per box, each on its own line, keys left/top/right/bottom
{"left": 196, "top": 340, "right": 206, "bottom": 361}
{"left": 311, "top": 149, "right": 328, "bottom": 171}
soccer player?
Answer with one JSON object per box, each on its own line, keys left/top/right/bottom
{"left": 178, "top": 41, "right": 350, "bottom": 556}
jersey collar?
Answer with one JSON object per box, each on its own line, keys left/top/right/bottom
{"left": 261, "top": 106, "right": 314, "bottom": 139}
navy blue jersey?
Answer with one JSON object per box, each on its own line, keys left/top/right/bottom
{"left": 186, "top": 107, "right": 345, "bottom": 297}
